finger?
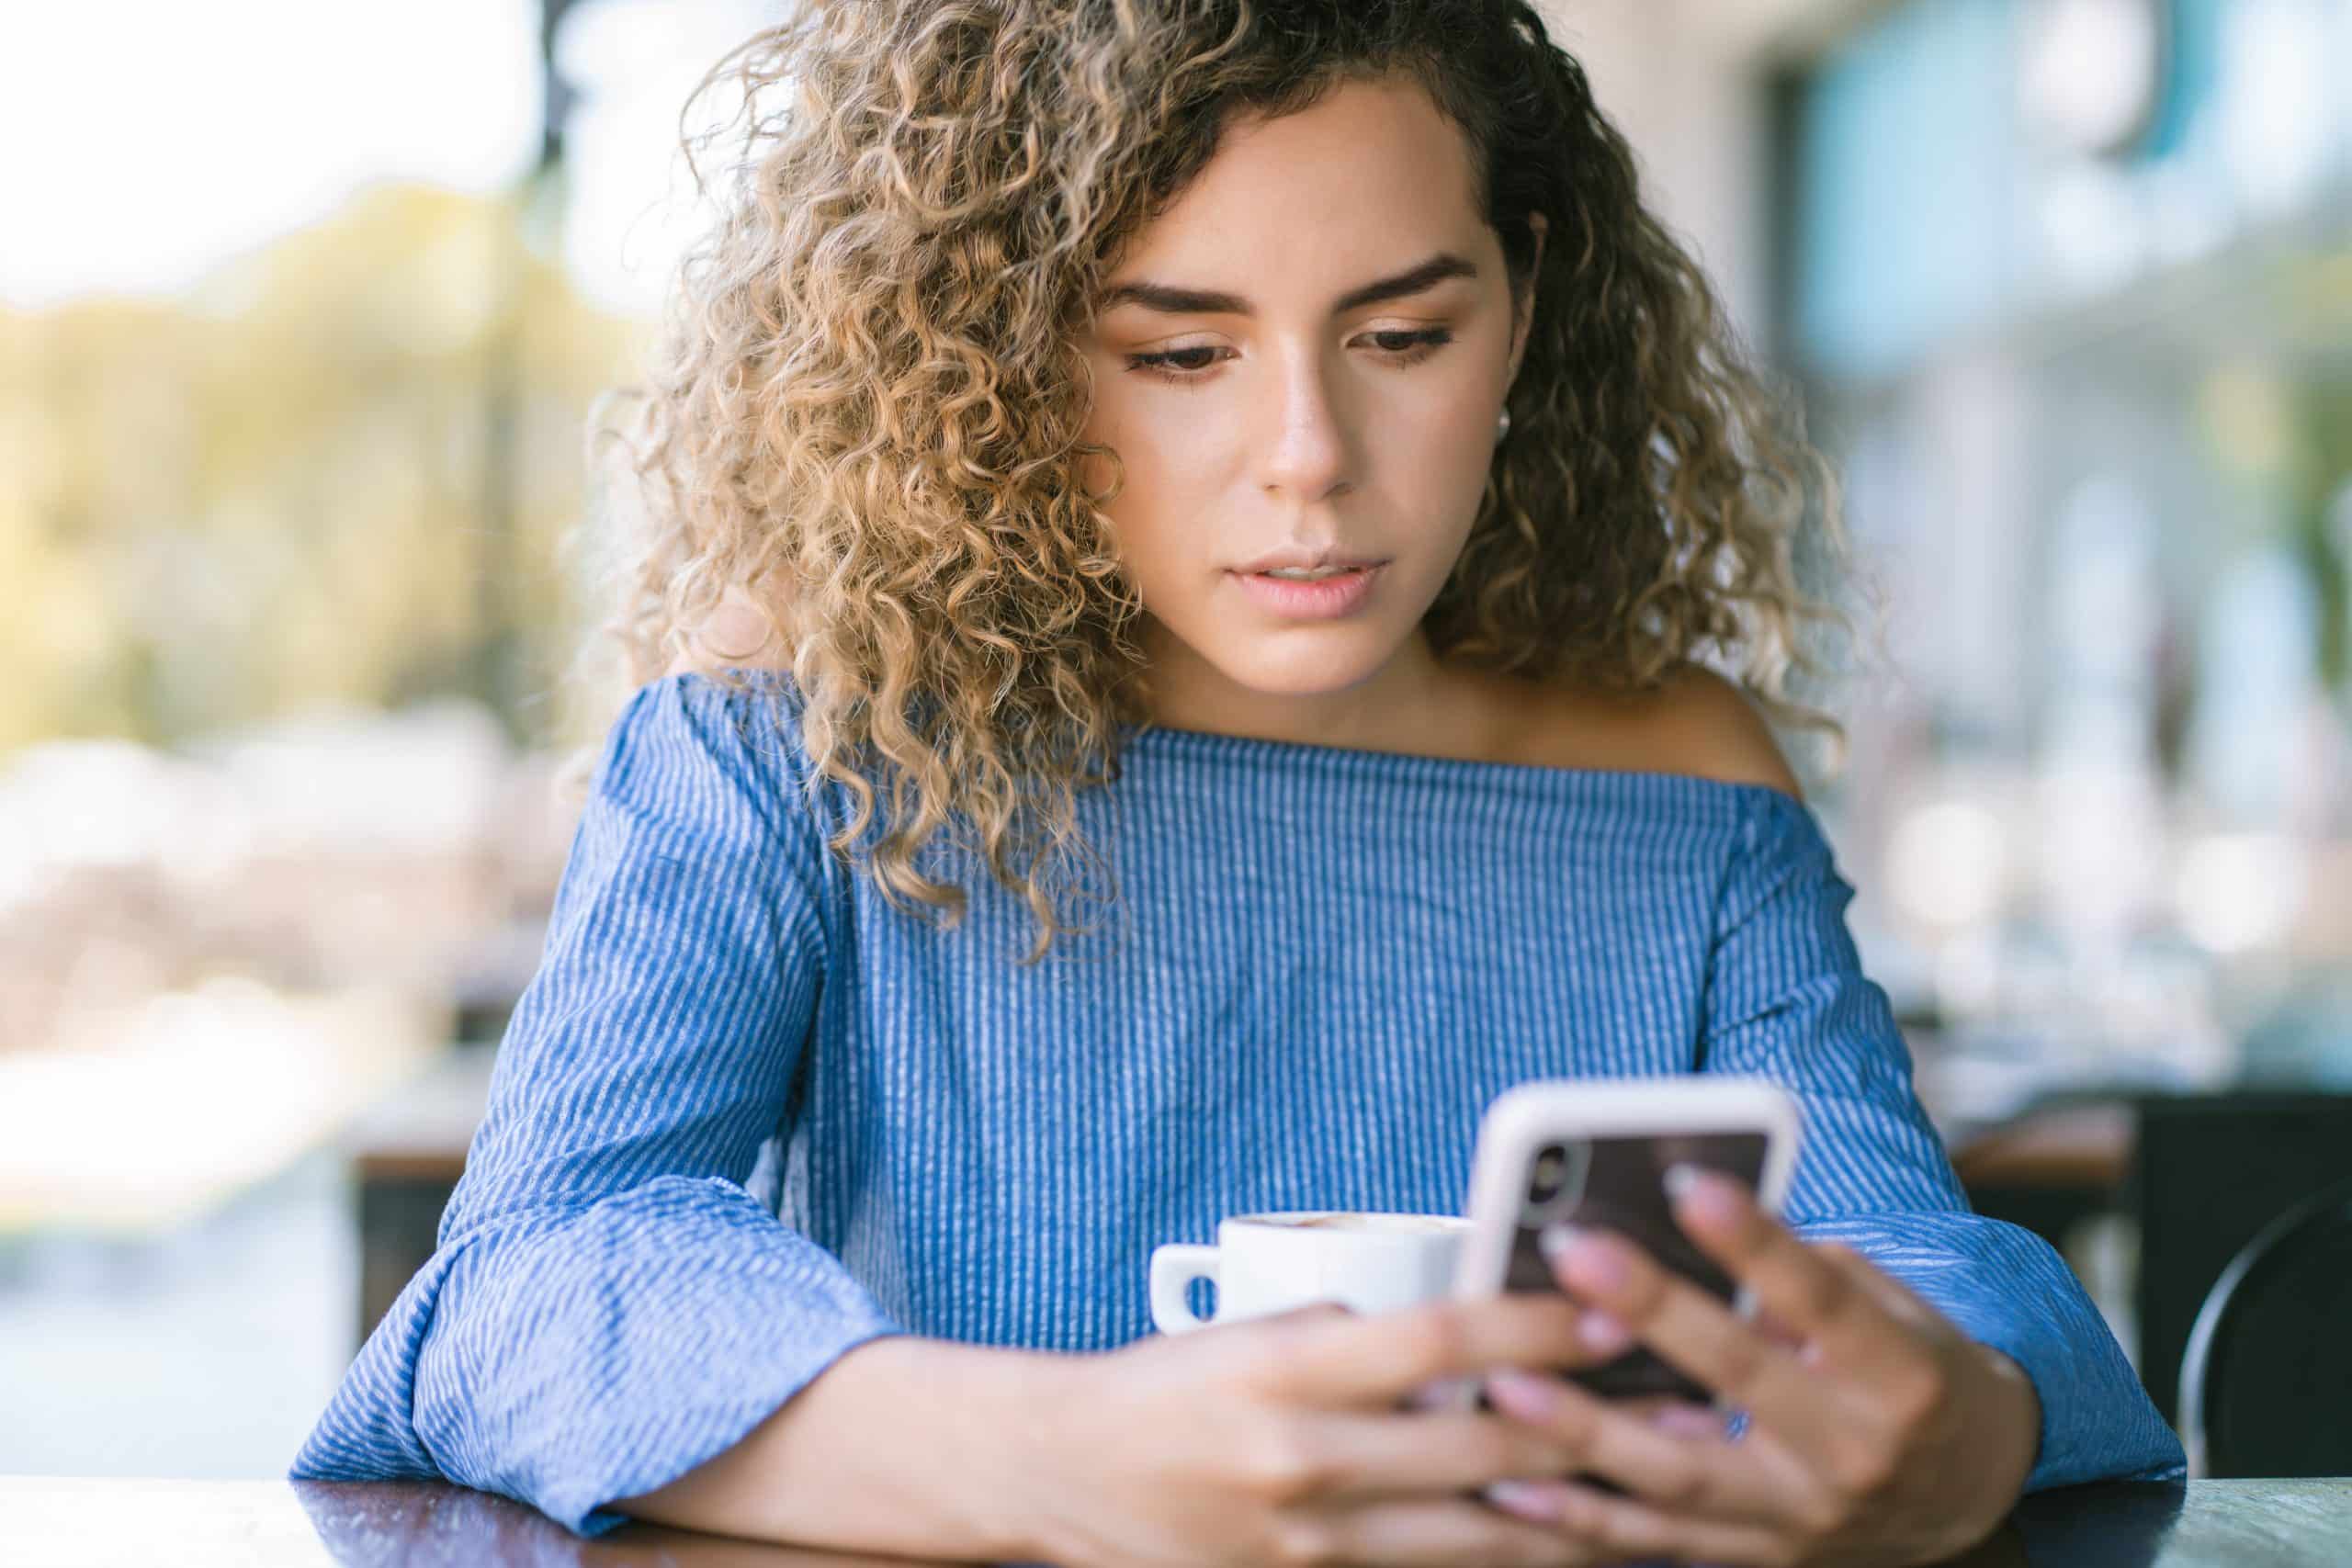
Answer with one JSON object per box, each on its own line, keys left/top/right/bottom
{"left": 1283, "top": 1292, "right": 1622, "bottom": 1408}
{"left": 1270, "top": 1301, "right": 1357, "bottom": 1328}
{"left": 1297, "top": 1495, "right": 1604, "bottom": 1568}
{"left": 1480, "top": 1367, "right": 1801, "bottom": 1529}
{"left": 1486, "top": 1477, "right": 1796, "bottom": 1566}
{"left": 1610, "top": 1393, "right": 1724, "bottom": 1432}
{"left": 1665, "top": 1167, "right": 1924, "bottom": 1382}
{"left": 1750, "top": 1305, "right": 1807, "bottom": 1349}
{"left": 1284, "top": 1408, "right": 1589, "bottom": 1500}
{"left": 1542, "top": 1223, "right": 1857, "bottom": 1470}
{"left": 1645, "top": 1399, "right": 1732, "bottom": 1441}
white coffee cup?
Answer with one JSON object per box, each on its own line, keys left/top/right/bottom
{"left": 1148, "top": 1210, "right": 1471, "bottom": 1333}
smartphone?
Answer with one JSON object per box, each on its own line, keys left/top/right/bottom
{"left": 1444, "top": 1077, "right": 1802, "bottom": 1407}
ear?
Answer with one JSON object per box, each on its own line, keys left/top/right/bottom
{"left": 1507, "top": 212, "right": 1547, "bottom": 387}
{"left": 667, "top": 581, "right": 793, "bottom": 678}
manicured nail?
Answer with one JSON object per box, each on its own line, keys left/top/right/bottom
{"left": 1656, "top": 1401, "right": 1731, "bottom": 1438}
{"left": 1651, "top": 1403, "right": 1728, "bottom": 1440}
{"left": 1486, "top": 1367, "right": 1561, "bottom": 1421}
{"left": 1485, "top": 1479, "right": 1566, "bottom": 1522}
{"left": 1543, "top": 1224, "right": 1626, "bottom": 1295}
{"left": 1577, "top": 1308, "right": 1633, "bottom": 1356}
{"left": 1665, "top": 1163, "right": 1739, "bottom": 1224}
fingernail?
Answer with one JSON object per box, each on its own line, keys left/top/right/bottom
{"left": 1543, "top": 1224, "right": 1626, "bottom": 1295}
{"left": 1485, "top": 1479, "right": 1566, "bottom": 1522}
{"left": 1664, "top": 1163, "right": 1736, "bottom": 1223}
{"left": 1577, "top": 1309, "right": 1632, "bottom": 1356}
{"left": 1404, "top": 1374, "right": 1471, "bottom": 1411}
{"left": 1485, "top": 1367, "right": 1561, "bottom": 1421}
{"left": 1652, "top": 1403, "right": 1727, "bottom": 1439}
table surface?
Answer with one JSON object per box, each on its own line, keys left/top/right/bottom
{"left": 10, "top": 1475, "right": 2350, "bottom": 1567}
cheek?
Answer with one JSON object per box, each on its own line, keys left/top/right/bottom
{"left": 1080, "top": 399, "right": 1215, "bottom": 563}
{"left": 1425, "top": 379, "right": 1506, "bottom": 472}
{"left": 1077, "top": 443, "right": 1181, "bottom": 601}
{"left": 1091, "top": 399, "right": 1210, "bottom": 489}
{"left": 1385, "top": 398, "right": 1501, "bottom": 545}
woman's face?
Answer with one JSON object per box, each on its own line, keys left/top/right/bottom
{"left": 1079, "top": 74, "right": 1543, "bottom": 716}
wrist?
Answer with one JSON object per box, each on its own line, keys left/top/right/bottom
{"left": 831, "top": 1334, "right": 1075, "bottom": 1564}
{"left": 1949, "top": 1344, "right": 2041, "bottom": 1548}
{"left": 1981, "top": 1345, "right": 2043, "bottom": 1490}
{"left": 951, "top": 1339, "right": 1089, "bottom": 1564}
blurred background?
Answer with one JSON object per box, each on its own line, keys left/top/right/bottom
{"left": 4, "top": 0, "right": 2348, "bottom": 1484}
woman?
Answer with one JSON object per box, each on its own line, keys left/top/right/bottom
{"left": 291, "top": 1, "right": 2186, "bottom": 1562}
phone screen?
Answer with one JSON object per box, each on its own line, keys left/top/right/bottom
{"left": 1487, "top": 1129, "right": 1770, "bottom": 1404}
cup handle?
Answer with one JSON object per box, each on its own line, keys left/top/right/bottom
{"left": 1149, "top": 1243, "right": 1221, "bottom": 1334}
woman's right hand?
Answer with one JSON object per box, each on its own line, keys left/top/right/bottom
{"left": 1017, "top": 1295, "right": 1631, "bottom": 1568}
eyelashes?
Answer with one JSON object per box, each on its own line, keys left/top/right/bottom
{"left": 1123, "top": 328, "right": 1455, "bottom": 385}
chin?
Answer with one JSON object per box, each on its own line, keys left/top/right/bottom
{"left": 1207, "top": 632, "right": 1401, "bottom": 696}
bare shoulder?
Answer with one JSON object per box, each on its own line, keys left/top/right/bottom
{"left": 1636, "top": 663, "right": 1804, "bottom": 799}
{"left": 1488, "top": 662, "right": 1804, "bottom": 800}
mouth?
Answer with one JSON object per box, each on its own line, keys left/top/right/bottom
{"left": 1227, "top": 561, "right": 1386, "bottom": 619}
{"left": 1232, "top": 553, "right": 1386, "bottom": 578}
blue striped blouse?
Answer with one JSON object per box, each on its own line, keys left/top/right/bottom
{"left": 289, "top": 670, "right": 2185, "bottom": 1538}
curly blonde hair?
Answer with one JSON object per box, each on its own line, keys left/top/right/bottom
{"left": 571, "top": 0, "right": 1883, "bottom": 964}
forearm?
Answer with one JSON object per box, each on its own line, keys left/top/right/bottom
{"left": 607, "top": 1334, "right": 1071, "bottom": 1559}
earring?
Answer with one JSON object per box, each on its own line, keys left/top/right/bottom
{"left": 1494, "top": 408, "right": 1512, "bottom": 444}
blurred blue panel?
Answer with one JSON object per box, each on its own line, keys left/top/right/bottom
{"left": 1792, "top": 0, "right": 2251, "bottom": 379}
{"left": 1794, "top": 0, "right": 2023, "bottom": 381}
{"left": 2137, "top": 0, "right": 2225, "bottom": 163}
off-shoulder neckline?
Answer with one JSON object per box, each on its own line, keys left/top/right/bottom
{"left": 669, "top": 668, "right": 1811, "bottom": 818}
{"left": 1120, "top": 720, "right": 1808, "bottom": 811}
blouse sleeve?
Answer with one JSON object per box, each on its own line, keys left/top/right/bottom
{"left": 287, "top": 672, "right": 908, "bottom": 1537}
{"left": 1697, "top": 786, "right": 2185, "bottom": 1492}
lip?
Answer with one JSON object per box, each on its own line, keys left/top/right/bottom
{"left": 1228, "top": 562, "right": 1385, "bottom": 620}
{"left": 1233, "top": 547, "right": 1385, "bottom": 575}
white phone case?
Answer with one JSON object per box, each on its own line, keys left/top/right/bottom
{"left": 1424, "top": 1076, "right": 1803, "bottom": 1415}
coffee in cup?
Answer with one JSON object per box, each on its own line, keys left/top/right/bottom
{"left": 1148, "top": 1210, "right": 1469, "bottom": 1333}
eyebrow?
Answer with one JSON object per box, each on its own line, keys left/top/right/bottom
{"left": 1094, "top": 251, "right": 1479, "bottom": 317}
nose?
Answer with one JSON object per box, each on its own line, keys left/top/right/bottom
{"left": 1257, "top": 347, "right": 1352, "bottom": 504}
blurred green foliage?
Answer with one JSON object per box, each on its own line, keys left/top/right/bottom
{"left": 0, "top": 181, "right": 648, "bottom": 752}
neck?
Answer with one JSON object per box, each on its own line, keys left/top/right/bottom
{"left": 1136, "top": 621, "right": 1478, "bottom": 756}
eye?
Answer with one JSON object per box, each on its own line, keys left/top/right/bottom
{"left": 1363, "top": 328, "right": 1453, "bottom": 364}
{"left": 1125, "top": 344, "right": 1227, "bottom": 379}
{"left": 1122, "top": 327, "right": 1455, "bottom": 385}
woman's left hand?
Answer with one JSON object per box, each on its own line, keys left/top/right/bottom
{"left": 1475, "top": 1167, "right": 2042, "bottom": 1568}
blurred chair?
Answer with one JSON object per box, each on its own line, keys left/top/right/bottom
{"left": 339, "top": 1045, "right": 497, "bottom": 1345}
{"left": 1958, "top": 1088, "right": 2352, "bottom": 1428}
{"left": 2177, "top": 1175, "right": 2352, "bottom": 1479}
{"left": 2128, "top": 1091, "right": 2352, "bottom": 1430}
